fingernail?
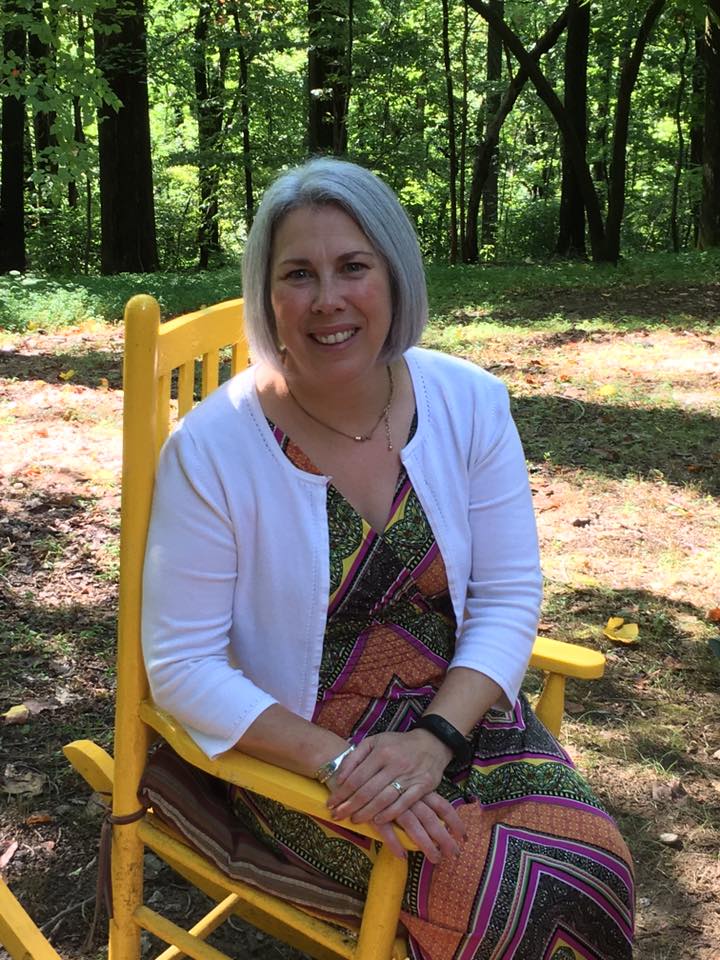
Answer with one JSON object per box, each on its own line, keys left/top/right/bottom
{"left": 453, "top": 845, "right": 461, "bottom": 858}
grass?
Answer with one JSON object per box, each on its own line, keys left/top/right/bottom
{"left": 0, "top": 252, "right": 719, "bottom": 958}
{"left": 1, "top": 247, "right": 719, "bottom": 334}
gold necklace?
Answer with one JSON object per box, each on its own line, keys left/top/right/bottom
{"left": 286, "top": 366, "right": 394, "bottom": 452}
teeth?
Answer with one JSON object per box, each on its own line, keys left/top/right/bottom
{"left": 314, "top": 329, "right": 355, "bottom": 345}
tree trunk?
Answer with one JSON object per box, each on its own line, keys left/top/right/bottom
{"left": 463, "top": 7, "right": 568, "bottom": 262}
{"left": 307, "top": 0, "right": 351, "bottom": 154}
{"left": 459, "top": 1, "right": 471, "bottom": 252}
{"left": 604, "top": 0, "right": 667, "bottom": 262}
{"left": 688, "top": 21, "right": 705, "bottom": 245}
{"left": 94, "top": 0, "right": 159, "bottom": 274}
{"left": 27, "top": 0, "right": 58, "bottom": 192}
{"left": 441, "top": 0, "right": 458, "bottom": 262}
{"left": 699, "top": 7, "right": 720, "bottom": 248}
{"left": 0, "top": 3, "right": 26, "bottom": 273}
{"left": 68, "top": 11, "right": 87, "bottom": 209}
{"left": 480, "top": 1, "right": 503, "bottom": 252}
{"left": 670, "top": 24, "right": 691, "bottom": 252}
{"left": 556, "top": 0, "right": 589, "bottom": 257}
{"left": 239, "top": 45, "right": 254, "bottom": 229}
{"left": 194, "top": 1, "right": 227, "bottom": 269}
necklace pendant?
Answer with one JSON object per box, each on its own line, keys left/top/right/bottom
{"left": 353, "top": 435, "right": 366, "bottom": 442}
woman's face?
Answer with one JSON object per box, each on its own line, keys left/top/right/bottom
{"left": 269, "top": 204, "right": 393, "bottom": 388}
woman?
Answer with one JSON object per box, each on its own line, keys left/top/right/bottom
{"left": 142, "top": 158, "right": 634, "bottom": 959}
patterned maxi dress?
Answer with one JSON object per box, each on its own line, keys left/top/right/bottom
{"left": 141, "top": 419, "right": 635, "bottom": 960}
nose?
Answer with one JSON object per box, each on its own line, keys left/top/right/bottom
{"left": 311, "top": 275, "right": 344, "bottom": 314}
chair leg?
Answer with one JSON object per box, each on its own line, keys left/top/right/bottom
{"left": 355, "top": 844, "right": 408, "bottom": 960}
{"left": 534, "top": 672, "right": 566, "bottom": 737}
{"left": 0, "top": 877, "right": 62, "bottom": 960}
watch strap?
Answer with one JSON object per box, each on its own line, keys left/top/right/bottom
{"left": 414, "top": 713, "right": 473, "bottom": 764}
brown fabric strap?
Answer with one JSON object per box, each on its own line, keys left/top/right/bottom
{"left": 83, "top": 801, "right": 149, "bottom": 950}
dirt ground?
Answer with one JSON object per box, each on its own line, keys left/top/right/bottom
{"left": 1, "top": 290, "right": 719, "bottom": 959}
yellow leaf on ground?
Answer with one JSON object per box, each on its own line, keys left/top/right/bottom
{"left": 597, "top": 384, "right": 618, "bottom": 398}
{"left": 2, "top": 704, "right": 30, "bottom": 724}
{"left": 98, "top": 377, "right": 110, "bottom": 390}
{"left": 59, "top": 369, "right": 76, "bottom": 381}
{"left": 603, "top": 616, "right": 639, "bottom": 644}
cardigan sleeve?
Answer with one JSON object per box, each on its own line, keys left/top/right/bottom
{"left": 142, "top": 423, "right": 278, "bottom": 759}
{"left": 448, "top": 380, "right": 543, "bottom": 705}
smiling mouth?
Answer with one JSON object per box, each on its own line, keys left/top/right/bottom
{"left": 311, "top": 328, "right": 357, "bottom": 345}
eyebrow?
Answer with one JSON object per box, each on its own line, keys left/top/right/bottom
{"left": 277, "top": 249, "right": 377, "bottom": 267}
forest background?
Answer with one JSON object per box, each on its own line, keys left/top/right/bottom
{"left": 0, "top": 0, "right": 720, "bottom": 280}
{"left": 1, "top": 1, "right": 720, "bottom": 959}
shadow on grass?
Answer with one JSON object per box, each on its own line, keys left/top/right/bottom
{"left": 513, "top": 394, "right": 720, "bottom": 497}
{"left": 0, "top": 348, "right": 124, "bottom": 390}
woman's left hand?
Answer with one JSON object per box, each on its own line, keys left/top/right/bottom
{"left": 326, "top": 729, "right": 454, "bottom": 826}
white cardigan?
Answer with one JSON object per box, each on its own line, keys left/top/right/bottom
{"left": 142, "top": 347, "right": 542, "bottom": 758}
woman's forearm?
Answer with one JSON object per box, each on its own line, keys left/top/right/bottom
{"left": 234, "top": 703, "right": 348, "bottom": 779}
{"left": 424, "top": 666, "right": 505, "bottom": 736}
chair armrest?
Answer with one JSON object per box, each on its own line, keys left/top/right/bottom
{"left": 139, "top": 701, "right": 419, "bottom": 851}
{"left": 529, "top": 636, "right": 605, "bottom": 679}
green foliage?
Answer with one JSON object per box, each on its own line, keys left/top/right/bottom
{"left": 2, "top": 250, "right": 717, "bottom": 335}
{"left": 0, "top": 267, "right": 243, "bottom": 333}
{"left": 3, "top": 0, "right": 718, "bottom": 270}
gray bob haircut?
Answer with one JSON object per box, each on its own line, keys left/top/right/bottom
{"left": 242, "top": 157, "right": 428, "bottom": 368}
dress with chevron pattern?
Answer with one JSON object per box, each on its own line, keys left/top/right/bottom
{"left": 225, "top": 422, "right": 635, "bottom": 960}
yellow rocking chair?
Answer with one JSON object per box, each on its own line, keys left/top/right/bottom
{"left": 1, "top": 294, "right": 605, "bottom": 960}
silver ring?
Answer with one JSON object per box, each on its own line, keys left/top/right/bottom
{"left": 390, "top": 779, "right": 406, "bottom": 796}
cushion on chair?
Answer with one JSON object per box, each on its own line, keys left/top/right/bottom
{"left": 138, "top": 742, "right": 365, "bottom": 923}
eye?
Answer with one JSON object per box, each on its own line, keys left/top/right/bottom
{"left": 285, "top": 268, "right": 311, "bottom": 280}
{"left": 342, "top": 261, "right": 369, "bottom": 274}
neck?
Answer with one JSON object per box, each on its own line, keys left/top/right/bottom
{"left": 281, "top": 363, "right": 391, "bottom": 416}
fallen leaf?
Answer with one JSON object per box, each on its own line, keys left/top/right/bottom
{"left": 603, "top": 617, "right": 640, "bottom": 645}
{"left": 1, "top": 766, "right": 47, "bottom": 797}
{"left": 58, "top": 368, "right": 76, "bottom": 381}
{"left": 651, "top": 779, "right": 687, "bottom": 802}
{"left": 2, "top": 704, "right": 30, "bottom": 725}
{"left": 2, "top": 700, "right": 57, "bottom": 725}
{"left": 658, "top": 832, "right": 683, "bottom": 849}
{"left": 565, "top": 700, "right": 585, "bottom": 715}
{"left": 597, "top": 384, "right": 618, "bottom": 397}
{"left": 23, "top": 699, "right": 57, "bottom": 716}
{"left": 708, "top": 608, "right": 720, "bottom": 622}
{"left": 0, "top": 840, "right": 18, "bottom": 869}
{"left": 25, "top": 812, "right": 53, "bottom": 826}
{"left": 572, "top": 517, "right": 594, "bottom": 527}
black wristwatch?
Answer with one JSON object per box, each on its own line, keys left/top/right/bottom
{"left": 414, "top": 713, "right": 473, "bottom": 764}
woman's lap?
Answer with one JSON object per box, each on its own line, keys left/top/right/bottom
{"left": 140, "top": 698, "right": 635, "bottom": 960}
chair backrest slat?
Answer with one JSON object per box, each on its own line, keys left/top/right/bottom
{"left": 201, "top": 349, "right": 220, "bottom": 399}
{"left": 177, "top": 360, "right": 195, "bottom": 419}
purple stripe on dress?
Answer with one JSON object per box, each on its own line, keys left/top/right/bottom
{"left": 387, "top": 474, "right": 412, "bottom": 523}
{"left": 472, "top": 821, "right": 633, "bottom": 941}
{"left": 503, "top": 859, "right": 633, "bottom": 953}
{"left": 324, "top": 628, "right": 372, "bottom": 695}
{"left": 327, "top": 533, "right": 377, "bottom": 617}
{"left": 469, "top": 751, "right": 574, "bottom": 768}
{"left": 480, "top": 700, "right": 526, "bottom": 730}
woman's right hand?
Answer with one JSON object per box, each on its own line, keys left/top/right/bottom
{"left": 373, "top": 791, "right": 464, "bottom": 864}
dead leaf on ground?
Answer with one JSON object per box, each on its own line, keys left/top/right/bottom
{"left": 2, "top": 699, "right": 58, "bottom": 725}
{"left": 0, "top": 840, "right": 19, "bottom": 869}
{"left": 1, "top": 766, "right": 47, "bottom": 797}
{"left": 25, "top": 812, "right": 54, "bottom": 826}
{"left": 565, "top": 700, "right": 586, "bottom": 715}
{"left": 707, "top": 607, "right": 720, "bottom": 622}
{"left": 603, "top": 617, "right": 640, "bottom": 645}
{"left": 651, "top": 779, "right": 688, "bottom": 802}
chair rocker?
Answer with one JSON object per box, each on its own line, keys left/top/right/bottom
{"left": 1, "top": 294, "right": 605, "bottom": 960}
